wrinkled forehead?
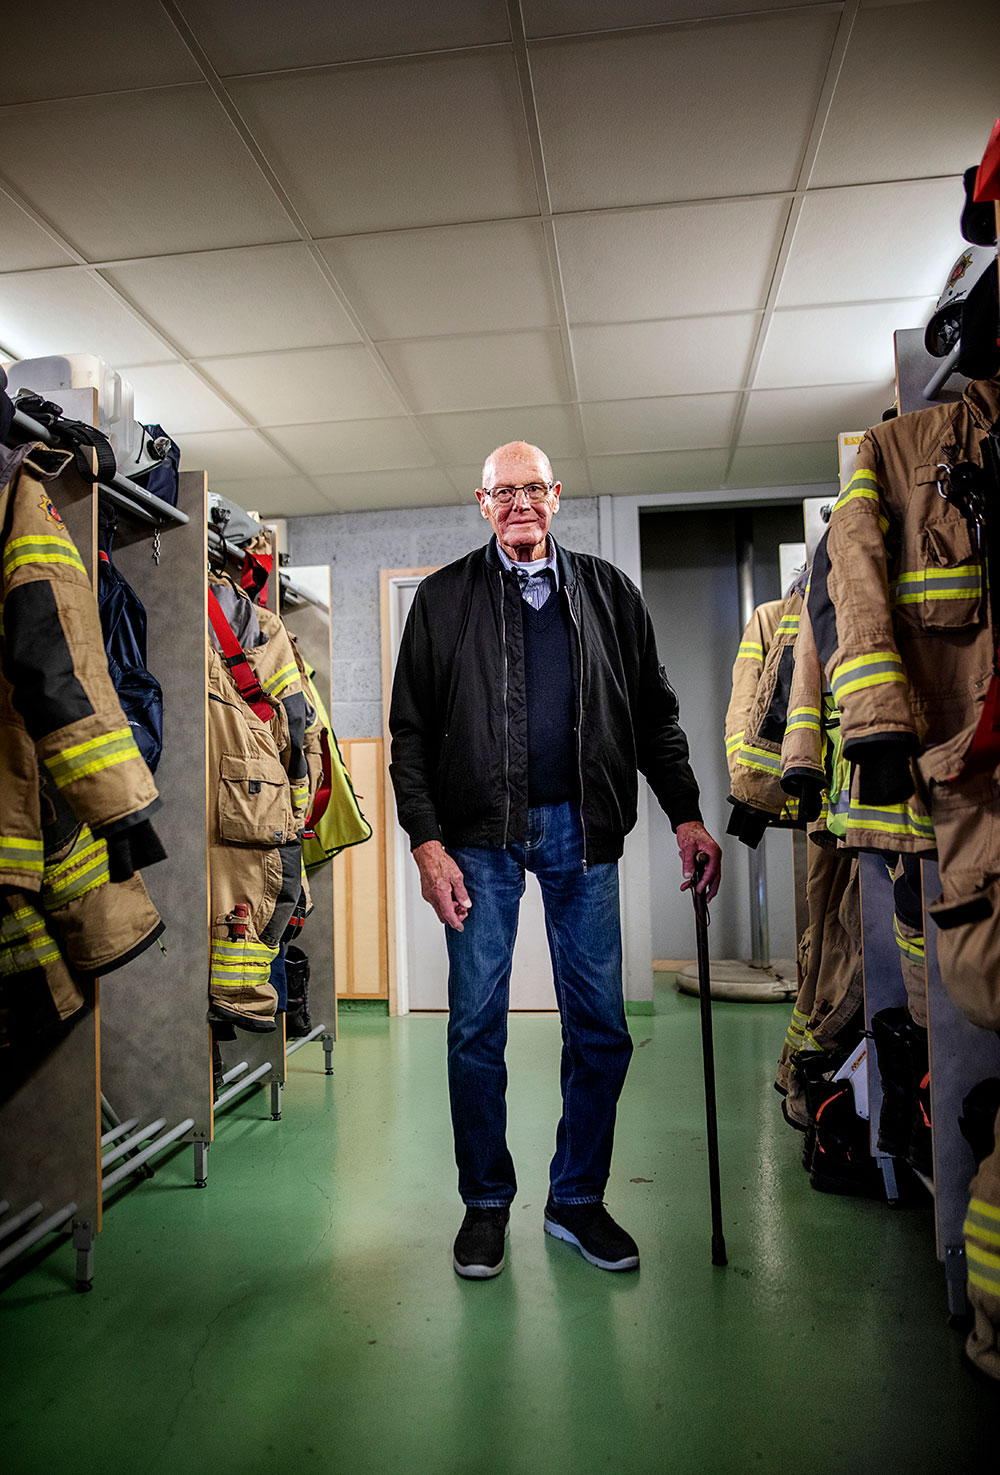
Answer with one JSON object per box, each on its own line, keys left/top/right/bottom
{"left": 482, "top": 450, "right": 552, "bottom": 488}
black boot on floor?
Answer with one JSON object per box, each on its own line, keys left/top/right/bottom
{"left": 284, "top": 945, "right": 312, "bottom": 1038}
{"left": 801, "top": 1060, "right": 882, "bottom": 1198}
{"left": 905, "top": 1015, "right": 933, "bottom": 1180}
{"left": 543, "top": 1199, "right": 639, "bottom": 1271}
{"left": 790, "top": 1050, "right": 840, "bottom": 1175}
{"left": 453, "top": 1207, "right": 510, "bottom": 1279}
{"left": 871, "top": 1007, "right": 914, "bottom": 1159}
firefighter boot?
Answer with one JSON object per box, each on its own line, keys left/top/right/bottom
{"left": 802, "top": 1061, "right": 881, "bottom": 1197}
{"left": 959, "top": 1079, "right": 1000, "bottom": 1169}
{"left": 790, "top": 1050, "right": 841, "bottom": 1173}
{"left": 871, "top": 1007, "right": 915, "bottom": 1160}
{"left": 905, "top": 1015, "right": 933, "bottom": 1180}
{"left": 285, "top": 945, "right": 312, "bottom": 1039}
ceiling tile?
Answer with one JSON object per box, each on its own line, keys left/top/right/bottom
{"left": 422, "top": 403, "right": 582, "bottom": 465}
{"left": 0, "top": 268, "right": 175, "bottom": 365}
{"left": 557, "top": 199, "right": 787, "bottom": 323}
{"left": 0, "top": 194, "right": 77, "bottom": 271}
{"left": 581, "top": 393, "right": 739, "bottom": 455}
{"left": 320, "top": 221, "right": 556, "bottom": 340}
{"left": 0, "top": 88, "right": 295, "bottom": 260}
{"left": 755, "top": 298, "right": 937, "bottom": 389}
{"left": 212, "top": 476, "right": 336, "bottom": 516}
{"left": 522, "top": 0, "right": 833, "bottom": 37}
{"left": 587, "top": 448, "right": 729, "bottom": 494}
{"left": 200, "top": 346, "right": 403, "bottom": 424}
{"left": 177, "top": 429, "right": 297, "bottom": 482}
{"left": 811, "top": 0, "right": 1000, "bottom": 188}
{"left": 1, "top": 0, "right": 201, "bottom": 103}
{"left": 126, "top": 363, "right": 246, "bottom": 433}
{"left": 267, "top": 418, "right": 436, "bottom": 475}
{"left": 530, "top": 11, "right": 839, "bottom": 211}
{"left": 311, "top": 467, "right": 456, "bottom": 512}
{"left": 228, "top": 51, "right": 537, "bottom": 236}
{"left": 106, "top": 246, "right": 359, "bottom": 358}
{"left": 378, "top": 330, "right": 570, "bottom": 414}
{"left": 572, "top": 314, "right": 758, "bottom": 400}
{"left": 190, "top": 0, "right": 509, "bottom": 73}
{"left": 778, "top": 178, "right": 971, "bottom": 308}
{"left": 727, "top": 440, "right": 839, "bottom": 487}
{"left": 445, "top": 456, "right": 591, "bottom": 497}
{"left": 739, "top": 383, "right": 894, "bottom": 447}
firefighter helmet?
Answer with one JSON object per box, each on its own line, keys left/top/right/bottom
{"left": 924, "top": 244, "right": 997, "bottom": 358}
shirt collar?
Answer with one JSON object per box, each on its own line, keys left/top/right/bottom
{"left": 494, "top": 535, "right": 559, "bottom": 590}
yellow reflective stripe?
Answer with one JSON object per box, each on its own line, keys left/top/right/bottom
{"left": 842, "top": 802, "right": 934, "bottom": 839}
{"left": 970, "top": 1196, "right": 1000, "bottom": 1225}
{"left": 892, "top": 565, "right": 982, "bottom": 606}
{"left": 0, "top": 835, "right": 44, "bottom": 873}
{"left": 262, "top": 662, "right": 299, "bottom": 695}
{"left": 0, "top": 902, "right": 61, "bottom": 974}
{"left": 968, "top": 1267, "right": 1000, "bottom": 1299}
{"left": 44, "top": 727, "right": 141, "bottom": 789}
{"left": 736, "top": 746, "right": 782, "bottom": 775}
{"left": 736, "top": 641, "right": 764, "bottom": 661}
{"left": 43, "top": 838, "right": 110, "bottom": 908}
{"left": 3, "top": 534, "right": 87, "bottom": 578}
{"left": 831, "top": 652, "right": 905, "bottom": 702}
{"left": 967, "top": 1240, "right": 1000, "bottom": 1276}
{"left": 776, "top": 616, "right": 800, "bottom": 636}
{"left": 893, "top": 915, "right": 925, "bottom": 962}
{"left": 211, "top": 941, "right": 277, "bottom": 959}
{"left": 725, "top": 731, "right": 745, "bottom": 755}
{"left": 965, "top": 1211, "right": 1000, "bottom": 1249}
{"left": 786, "top": 705, "right": 821, "bottom": 734}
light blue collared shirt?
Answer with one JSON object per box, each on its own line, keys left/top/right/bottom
{"left": 494, "top": 536, "right": 560, "bottom": 609}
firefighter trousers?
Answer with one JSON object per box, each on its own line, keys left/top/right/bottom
{"left": 965, "top": 1104, "right": 1000, "bottom": 1382}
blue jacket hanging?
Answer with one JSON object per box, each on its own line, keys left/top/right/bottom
{"left": 98, "top": 506, "right": 164, "bottom": 772}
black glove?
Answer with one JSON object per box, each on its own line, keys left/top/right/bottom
{"left": 105, "top": 820, "right": 167, "bottom": 883}
{"left": 854, "top": 742, "right": 915, "bottom": 805}
{"left": 780, "top": 771, "right": 824, "bottom": 823}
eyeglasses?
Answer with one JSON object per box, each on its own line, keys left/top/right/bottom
{"left": 483, "top": 482, "right": 554, "bottom": 506}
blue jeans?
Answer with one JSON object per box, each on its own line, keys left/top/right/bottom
{"left": 445, "top": 802, "right": 633, "bottom": 1208}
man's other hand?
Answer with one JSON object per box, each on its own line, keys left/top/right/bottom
{"left": 676, "top": 821, "right": 722, "bottom": 903}
{"left": 413, "top": 840, "right": 472, "bottom": 930}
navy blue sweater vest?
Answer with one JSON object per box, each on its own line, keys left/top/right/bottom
{"left": 521, "top": 589, "right": 577, "bottom": 805}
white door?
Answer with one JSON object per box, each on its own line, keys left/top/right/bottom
{"left": 388, "top": 577, "right": 556, "bottom": 1013}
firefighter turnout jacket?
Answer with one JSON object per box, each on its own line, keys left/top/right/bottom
{"left": 1, "top": 442, "right": 165, "bottom": 1044}
{"left": 207, "top": 577, "right": 310, "bottom": 1030}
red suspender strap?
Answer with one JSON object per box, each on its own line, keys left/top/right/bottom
{"left": 952, "top": 669, "right": 1000, "bottom": 781}
{"left": 207, "top": 588, "right": 275, "bottom": 723}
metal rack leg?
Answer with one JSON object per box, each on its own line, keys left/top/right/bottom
{"left": 270, "top": 1081, "right": 282, "bottom": 1121}
{"left": 194, "top": 1141, "right": 210, "bottom": 1189}
{"left": 73, "top": 1220, "right": 94, "bottom": 1292}
{"left": 323, "top": 1032, "right": 334, "bottom": 1076}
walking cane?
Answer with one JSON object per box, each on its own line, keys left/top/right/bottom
{"left": 691, "top": 853, "right": 727, "bottom": 1268}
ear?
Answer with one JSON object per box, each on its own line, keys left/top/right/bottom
{"left": 475, "top": 489, "right": 490, "bottom": 517}
{"left": 550, "top": 482, "right": 561, "bottom": 512}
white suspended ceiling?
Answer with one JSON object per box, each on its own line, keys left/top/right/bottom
{"left": 1, "top": 0, "right": 997, "bottom": 516}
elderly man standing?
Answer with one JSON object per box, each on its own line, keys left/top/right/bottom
{"left": 389, "top": 441, "right": 721, "bottom": 1280}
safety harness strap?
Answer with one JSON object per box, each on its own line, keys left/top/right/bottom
{"left": 206, "top": 588, "right": 274, "bottom": 723}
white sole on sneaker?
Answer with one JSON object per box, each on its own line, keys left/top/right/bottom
{"left": 543, "top": 1215, "right": 640, "bottom": 1271}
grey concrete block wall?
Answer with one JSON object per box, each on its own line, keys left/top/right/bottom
{"left": 288, "top": 495, "right": 600, "bottom": 739}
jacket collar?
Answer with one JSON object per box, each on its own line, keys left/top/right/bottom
{"left": 964, "top": 374, "right": 1000, "bottom": 432}
{"left": 484, "top": 533, "right": 576, "bottom": 592}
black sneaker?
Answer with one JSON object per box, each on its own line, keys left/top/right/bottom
{"left": 543, "top": 1198, "right": 639, "bottom": 1271}
{"left": 453, "top": 1207, "right": 510, "bottom": 1279}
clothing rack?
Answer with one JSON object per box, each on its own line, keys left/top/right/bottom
{"left": 8, "top": 407, "right": 190, "bottom": 530}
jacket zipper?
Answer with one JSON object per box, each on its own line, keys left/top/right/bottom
{"left": 498, "top": 568, "right": 511, "bottom": 848}
{"left": 565, "top": 588, "right": 588, "bottom": 872}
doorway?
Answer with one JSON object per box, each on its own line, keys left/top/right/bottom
{"left": 381, "top": 570, "right": 557, "bottom": 1015}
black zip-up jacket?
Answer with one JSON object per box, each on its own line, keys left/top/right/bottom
{"left": 389, "top": 536, "right": 702, "bottom": 865}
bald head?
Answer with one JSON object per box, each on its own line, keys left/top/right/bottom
{"left": 481, "top": 441, "right": 554, "bottom": 490}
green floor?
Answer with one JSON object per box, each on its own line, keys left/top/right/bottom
{"left": 3, "top": 978, "right": 996, "bottom": 1474}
